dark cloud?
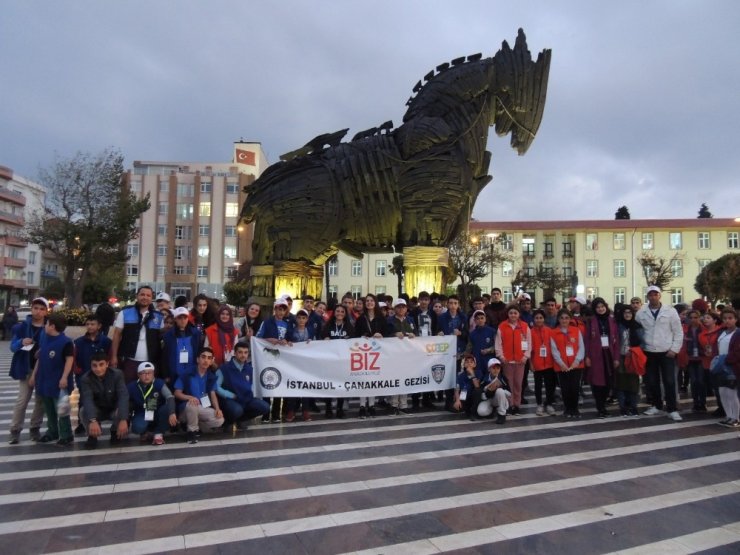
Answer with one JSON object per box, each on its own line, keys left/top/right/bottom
{"left": 1, "top": 1, "right": 738, "bottom": 220}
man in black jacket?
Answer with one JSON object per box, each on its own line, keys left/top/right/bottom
{"left": 79, "top": 352, "right": 129, "bottom": 449}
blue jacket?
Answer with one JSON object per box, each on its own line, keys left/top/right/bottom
{"left": 438, "top": 311, "right": 468, "bottom": 353}
{"left": 127, "top": 378, "right": 174, "bottom": 416}
{"left": 74, "top": 333, "right": 112, "bottom": 375}
{"left": 257, "top": 317, "right": 292, "bottom": 340}
{"left": 470, "top": 325, "right": 495, "bottom": 374}
{"left": 35, "top": 333, "right": 74, "bottom": 398}
{"left": 9, "top": 316, "right": 45, "bottom": 380}
{"left": 162, "top": 325, "right": 202, "bottom": 381}
{"left": 216, "top": 359, "right": 255, "bottom": 403}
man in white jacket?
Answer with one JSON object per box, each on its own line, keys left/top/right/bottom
{"left": 635, "top": 286, "right": 684, "bottom": 421}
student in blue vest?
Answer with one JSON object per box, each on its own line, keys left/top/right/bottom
{"left": 79, "top": 351, "right": 129, "bottom": 449}
{"left": 469, "top": 310, "right": 496, "bottom": 376}
{"left": 453, "top": 353, "right": 483, "bottom": 420}
{"left": 128, "top": 361, "right": 177, "bottom": 445}
{"left": 174, "top": 347, "right": 224, "bottom": 444}
{"left": 110, "top": 286, "right": 164, "bottom": 383}
{"left": 7, "top": 296, "right": 48, "bottom": 444}
{"left": 437, "top": 295, "right": 468, "bottom": 411}
{"left": 28, "top": 312, "right": 75, "bottom": 446}
{"left": 216, "top": 341, "right": 269, "bottom": 430}
{"left": 256, "top": 298, "right": 293, "bottom": 422}
{"left": 162, "top": 306, "right": 202, "bottom": 382}
{"left": 72, "top": 315, "right": 112, "bottom": 435}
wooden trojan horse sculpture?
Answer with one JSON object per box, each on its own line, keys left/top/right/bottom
{"left": 240, "top": 29, "right": 551, "bottom": 304}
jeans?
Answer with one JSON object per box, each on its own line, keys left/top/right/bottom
{"left": 645, "top": 351, "right": 677, "bottom": 412}
{"left": 221, "top": 397, "right": 270, "bottom": 424}
{"left": 558, "top": 369, "right": 583, "bottom": 414}
{"left": 617, "top": 390, "right": 639, "bottom": 414}
{"left": 534, "top": 369, "right": 557, "bottom": 406}
{"left": 130, "top": 405, "right": 171, "bottom": 435}
{"left": 687, "top": 360, "right": 706, "bottom": 408}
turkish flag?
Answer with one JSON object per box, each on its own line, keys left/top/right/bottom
{"left": 235, "top": 149, "right": 256, "bottom": 166}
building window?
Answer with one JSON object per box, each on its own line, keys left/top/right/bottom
{"left": 225, "top": 226, "right": 237, "bottom": 237}
{"left": 224, "top": 267, "right": 237, "bottom": 280}
{"left": 613, "top": 259, "right": 626, "bottom": 277}
{"left": 642, "top": 232, "right": 654, "bottom": 250}
{"left": 562, "top": 266, "right": 573, "bottom": 278}
{"left": 197, "top": 266, "right": 209, "bottom": 278}
{"left": 199, "top": 224, "right": 210, "bottom": 237}
{"left": 672, "top": 288, "right": 683, "bottom": 305}
{"left": 522, "top": 236, "right": 535, "bottom": 257}
{"left": 524, "top": 266, "right": 535, "bottom": 277}
{"left": 502, "top": 260, "right": 513, "bottom": 277}
{"left": 224, "top": 246, "right": 237, "bottom": 259}
{"left": 328, "top": 285, "right": 338, "bottom": 299}
{"left": 562, "top": 235, "right": 574, "bottom": 257}
{"left": 614, "top": 287, "right": 626, "bottom": 305}
{"left": 159, "top": 180, "right": 169, "bottom": 193}
{"left": 126, "top": 264, "right": 138, "bottom": 276}
{"left": 669, "top": 232, "right": 682, "bottom": 249}
{"left": 176, "top": 203, "right": 193, "bottom": 220}
{"left": 225, "top": 203, "right": 239, "bottom": 217}
{"left": 174, "top": 246, "right": 191, "bottom": 260}
{"left": 613, "top": 233, "right": 626, "bottom": 250}
{"left": 328, "top": 258, "right": 338, "bottom": 277}
{"left": 28, "top": 251, "right": 36, "bottom": 264}
{"left": 127, "top": 244, "right": 139, "bottom": 257}
{"left": 375, "top": 285, "right": 386, "bottom": 295}
{"left": 585, "top": 233, "right": 598, "bottom": 250}
{"left": 226, "top": 183, "right": 239, "bottom": 194}
{"left": 173, "top": 265, "right": 189, "bottom": 275}
{"left": 156, "top": 265, "right": 165, "bottom": 277}
{"left": 198, "top": 246, "right": 209, "bottom": 258}
{"left": 729, "top": 232, "right": 739, "bottom": 249}
{"left": 698, "top": 259, "right": 711, "bottom": 270}
{"left": 158, "top": 224, "right": 167, "bottom": 236}
{"left": 199, "top": 202, "right": 211, "bottom": 217}
{"left": 26, "top": 271, "right": 34, "bottom": 284}
{"left": 543, "top": 241, "right": 554, "bottom": 257}
{"left": 586, "top": 287, "right": 598, "bottom": 301}
{"left": 502, "top": 287, "right": 513, "bottom": 303}
{"left": 698, "top": 232, "right": 710, "bottom": 249}
{"left": 351, "top": 259, "right": 362, "bottom": 277}
{"left": 157, "top": 245, "right": 167, "bottom": 257}
{"left": 586, "top": 260, "right": 598, "bottom": 277}
{"left": 351, "top": 285, "right": 362, "bottom": 299}
{"left": 177, "top": 183, "right": 194, "bottom": 197}
{"left": 175, "top": 225, "right": 192, "bottom": 240}
{"left": 200, "top": 182, "right": 212, "bottom": 194}
{"left": 671, "top": 259, "right": 683, "bottom": 277}
{"left": 158, "top": 202, "right": 168, "bottom": 216}
{"left": 376, "top": 260, "right": 387, "bottom": 277}
{"left": 502, "top": 234, "right": 513, "bottom": 252}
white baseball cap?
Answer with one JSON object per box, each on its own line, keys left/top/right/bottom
{"left": 137, "top": 361, "right": 155, "bottom": 373}
{"left": 155, "top": 292, "right": 171, "bottom": 302}
{"left": 646, "top": 285, "right": 662, "bottom": 294}
{"left": 393, "top": 298, "right": 407, "bottom": 307}
{"left": 172, "top": 307, "right": 190, "bottom": 318}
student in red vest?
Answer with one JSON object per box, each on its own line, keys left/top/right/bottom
{"left": 530, "top": 309, "right": 556, "bottom": 416}
{"left": 204, "top": 305, "right": 239, "bottom": 367}
{"left": 550, "top": 309, "right": 585, "bottom": 419}
{"left": 494, "top": 305, "right": 531, "bottom": 415}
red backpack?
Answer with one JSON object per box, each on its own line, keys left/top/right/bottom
{"left": 625, "top": 346, "right": 647, "bottom": 376}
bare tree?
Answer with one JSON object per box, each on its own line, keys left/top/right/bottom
{"left": 637, "top": 252, "right": 683, "bottom": 292}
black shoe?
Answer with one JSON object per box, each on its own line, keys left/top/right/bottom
{"left": 56, "top": 437, "right": 73, "bottom": 447}
{"left": 30, "top": 428, "right": 41, "bottom": 442}
{"left": 74, "top": 424, "right": 86, "bottom": 436}
{"left": 368, "top": 406, "right": 376, "bottom": 418}
{"left": 422, "top": 398, "right": 436, "bottom": 409}
{"left": 520, "top": 397, "right": 528, "bottom": 405}
{"left": 511, "top": 406, "right": 520, "bottom": 415}
{"left": 606, "top": 397, "right": 617, "bottom": 405}
{"left": 8, "top": 433, "right": 19, "bottom": 445}
{"left": 358, "top": 406, "right": 367, "bottom": 419}
{"left": 85, "top": 436, "right": 98, "bottom": 450}
{"left": 261, "top": 415, "right": 270, "bottom": 423}
{"left": 496, "top": 414, "right": 506, "bottom": 425}
{"left": 394, "top": 407, "right": 410, "bottom": 415}
{"left": 712, "top": 408, "right": 726, "bottom": 418}
{"left": 186, "top": 431, "right": 198, "bottom": 444}
{"left": 598, "top": 411, "right": 608, "bottom": 419}
{"left": 109, "top": 430, "right": 119, "bottom": 444}
{"left": 38, "top": 434, "right": 56, "bottom": 443}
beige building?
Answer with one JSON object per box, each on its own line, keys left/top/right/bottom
{"left": 123, "top": 142, "right": 268, "bottom": 300}
{"left": 325, "top": 218, "right": 740, "bottom": 306}
{"left": 0, "top": 165, "right": 45, "bottom": 308}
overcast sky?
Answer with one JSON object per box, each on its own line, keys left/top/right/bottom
{"left": 2, "top": 1, "right": 739, "bottom": 221}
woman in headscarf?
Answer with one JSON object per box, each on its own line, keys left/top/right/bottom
{"left": 204, "top": 305, "right": 239, "bottom": 366}
{"left": 584, "top": 297, "right": 620, "bottom": 418}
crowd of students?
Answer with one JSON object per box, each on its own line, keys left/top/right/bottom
{"left": 6, "top": 284, "right": 740, "bottom": 448}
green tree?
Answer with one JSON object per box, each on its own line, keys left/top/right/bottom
{"left": 223, "top": 280, "right": 251, "bottom": 307}
{"left": 615, "top": 205, "right": 631, "bottom": 220}
{"left": 82, "top": 260, "right": 126, "bottom": 304}
{"left": 695, "top": 253, "right": 740, "bottom": 304}
{"left": 697, "top": 203, "right": 713, "bottom": 218}
{"left": 25, "top": 149, "right": 150, "bottom": 308}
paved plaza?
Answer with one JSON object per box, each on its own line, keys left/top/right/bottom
{"left": 0, "top": 344, "right": 738, "bottom": 554}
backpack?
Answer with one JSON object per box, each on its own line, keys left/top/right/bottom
{"left": 625, "top": 346, "right": 647, "bottom": 376}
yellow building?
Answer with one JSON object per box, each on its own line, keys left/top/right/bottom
{"left": 470, "top": 218, "right": 740, "bottom": 305}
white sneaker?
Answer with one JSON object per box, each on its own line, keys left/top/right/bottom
{"left": 668, "top": 411, "right": 682, "bottom": 421}
{"left": 644, "top": 407, "right": 664, "bottom": 416}
{"left": 545, "top": 405, "right": 556, "bottom": 416}
{"left": 536, "top": 405, "right": 545, "bottom": 416}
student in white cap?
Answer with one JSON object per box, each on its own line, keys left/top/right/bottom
{"left": 477, "top": 358, "right": 511, "bottom": 424}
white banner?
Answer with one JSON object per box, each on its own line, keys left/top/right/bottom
{"left": 251, "top": 336, "right": 456, "bottom": 398}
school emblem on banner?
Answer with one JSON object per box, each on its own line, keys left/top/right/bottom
{"left": 431, "top": 364, "right": 446, "bottom": 384}
{"left": 260, "top": 367, "right": 282, "bottom": 390}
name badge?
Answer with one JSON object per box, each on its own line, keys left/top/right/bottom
{"left": 179, "top": 350, "right": 189, "bottom": 364}
{"left": 600, "top": 336, "right": 609, "bottom": 348}
{"left": 200, "top": 395, "right": 211, "bottom": 408}
{"left": 692, "top": 347, "right": 699, "bottom": 357}
{"left": 144, "top": 409, "right": 155, "bottom": 422}
{"left": 521, "top": 340, "right": 529, "bottom": 351}
{"left": 539, "top": 345, "right": 547, "bottom": 358}
{"left": 565, "top": 345, "right": 575, "bottom": 357}
{"left": 459, "top": 389, "right": 468, "bottom": 401}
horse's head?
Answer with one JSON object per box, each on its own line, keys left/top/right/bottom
{"left": 491, "top": 29, "right": 551, "bottom": 155}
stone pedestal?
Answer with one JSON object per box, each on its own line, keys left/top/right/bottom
{"left": 403, "top": 246, "right": 449, "bottom": 295}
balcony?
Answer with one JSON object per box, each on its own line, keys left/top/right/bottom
{"left": 41, "top": 269, "right": 58, "bottom": 278}
{"left": 0, "top": 233, "right": 27, "bottom": 247}
{"left": 166, "top": 272, "right": 195, "bottom": 282}
{"left": 0, "top": 210, "right": 23, "bottom": 226}
{"left": 0, "top": 187, "right": 26, "bottom": 206}
{"left": 0, "top": 278, "right": 26, "bottom": 289}
{"left": 3, "top": 257, "right": 26, "bottom": 268}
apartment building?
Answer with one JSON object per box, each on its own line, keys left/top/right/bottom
{"left": 123, "top": 142, "right": 267, "bottom": 300}
{"left": 325, "top": 218, "right": 740, "bottom": 306}
{"left": 0, "top": 165, "right": 45, "bottom": 308}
